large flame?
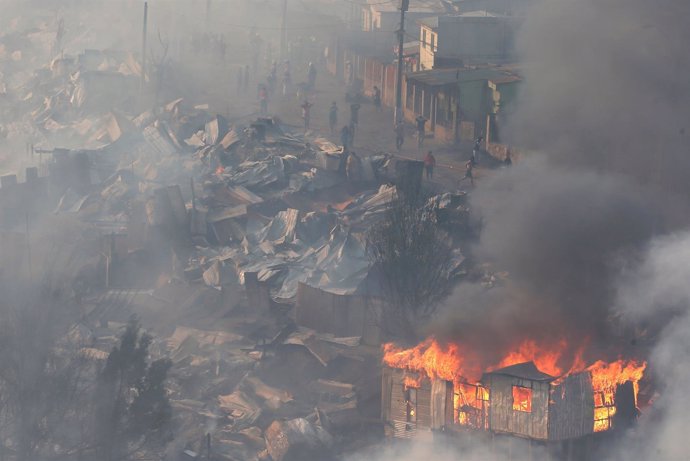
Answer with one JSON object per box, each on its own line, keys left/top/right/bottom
{"left": 383, "top": 337, "right": 647, "bottom": 433}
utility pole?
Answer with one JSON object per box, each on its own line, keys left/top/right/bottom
{"left": 280, "top": 0, "right": 288, "bottom": 59}
{"left": 141, "top": 1, "right": 148, "bottom": 92}
{"left": 394, "top": 0, "right": 409, "bottom": 125}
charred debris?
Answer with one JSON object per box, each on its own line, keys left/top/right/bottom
{"left": 0, "top": 36, "right": 471, "bottom": 460}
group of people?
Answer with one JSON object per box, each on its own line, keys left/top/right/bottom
{"left": 246, "top": 60, "right": 516, "bottom": 188}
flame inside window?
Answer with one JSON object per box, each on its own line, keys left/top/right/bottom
{"left": 512, "top": 386, "right": 532, "bottom": 413}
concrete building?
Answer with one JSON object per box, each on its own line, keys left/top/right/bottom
{"left": 402, "top": 66, "right": 520, "bottom": 142}
{"left": 418, "top": 11, "right": 521, "bottom": 70}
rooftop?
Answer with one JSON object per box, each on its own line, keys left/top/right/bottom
{"left": 406, "top": 66, "right": 521, "bottom": 86}
{"left": 484, "top": 361, "right": 555, "bottom": 381}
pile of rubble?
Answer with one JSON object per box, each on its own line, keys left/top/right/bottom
{"left": 0, "top": 23, "right": 470, "bottom": 460}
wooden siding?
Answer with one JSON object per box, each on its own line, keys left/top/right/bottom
{"left": 485, "top": 374, "right": 550, "bottom": 440}
{"left": 382, "top": 368, "right": 436, "bottom": 438}
{"left": 548, "top": 373, "right": 595, "bottom": 440}
{"left": 430, "top": 379, "right": 454, "bottom": 429}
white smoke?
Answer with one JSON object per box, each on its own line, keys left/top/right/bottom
{"left": 613, "top": 232, "right": 690, "bottom": 461}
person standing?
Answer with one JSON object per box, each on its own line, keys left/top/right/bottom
{"left": 373, "top": 86, "right": 381, "bottom": 111}
{"left": 472, "top": 136, "right": 483, "bottom": 165}
{"left": 464, "top": 159, "right": 474, "bottom": 186}
{"left": 395, "top": 121, "right": 405, "bottom": 151}
{"left": 301, "top": 99, "right": 313, "bottom": 131}
{"left": 415, "top": 115, "right": 426, "bottom": 148}
{"left": 340, "top": 125, "right": 351, "bottom": 150}
{"left": 424, "top": 150, "right": 436, "bottom": 180}
{"left": 329, "top": 102, "right": 338, "bottom": 136}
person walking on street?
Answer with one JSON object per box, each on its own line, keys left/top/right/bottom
{"left": 329, "top": 102, "right": 338, "bottom": 136}
{"left": 416, "top": 115, "right": 426, "bottom": 148}
{"left": 395, "top": 121, "right": 405, "bottom": 151}
{"left": 373, "top": 86, "right": 381, "bottom": 111}
{"left": 424, "top": 151, "right": 436, "bottom": 180}
{"left": 340, "top": 125, "right": 351, "bottom": 150}
{"left": 464, "top": 159, "right": 474, "bottom": 186}
{"left": 301, "top": 99, "right": 313, "bottom": 131}
{"left": 472, "top": 136, "right": 483, "bottom": 165}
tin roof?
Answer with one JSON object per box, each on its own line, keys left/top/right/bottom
{"left": 484, "top": 361, "right": 555, "bottom": 381}
{"left": 406, "top": 67, "right": 520, "bottom": 87}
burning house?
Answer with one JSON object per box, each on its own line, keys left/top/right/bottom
{"left": 381, "top": 338, "right": 646, "bottom": 452}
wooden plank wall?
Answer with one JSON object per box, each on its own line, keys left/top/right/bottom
{"left": 382, "top": 368, "right": 434, "bottom": 438}
{"left": 548, "top": 373, "right": 594, "bottom": 440}
{"left": 486, "top": 374, "right": 550, "bottom": 440}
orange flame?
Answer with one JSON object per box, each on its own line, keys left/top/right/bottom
{"left": 382, "top": 336, "right": 647, "bottom": 433}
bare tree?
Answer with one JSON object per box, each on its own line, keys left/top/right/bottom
{"left": 366, "top": 188, "right": 454, "bottom": 344}
{"left": 93, "top": 315, "right": 173, "bottom": 461}
{"left": 0, "top": 279, "right": 89, "bottom": 461}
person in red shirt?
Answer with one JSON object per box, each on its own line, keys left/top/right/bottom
{"left": 424, "top": 150, "right": 436, "bottom": 180}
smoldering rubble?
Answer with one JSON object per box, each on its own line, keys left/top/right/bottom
{"left": 0, "top": 12, "right": 470, "bottom": 460}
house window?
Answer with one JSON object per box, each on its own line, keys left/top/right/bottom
{"left": 593, "top": 391, "right": 615, "bottom": 432}
{"left": 430, "top": 33, "right": 435, "bottom": 52}
{"left": 422, "top": 29, "right": 427, "bottom": 49}
{"left": 512, "top": 386, "right": 532, "bottom": 413}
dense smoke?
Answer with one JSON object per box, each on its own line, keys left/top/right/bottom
{"left": 432, "top": 0, "right": 690, "bottom": 356}
{"left": 611, "top": 232, "right": 690, "bottom": 460}
{"left": 506, "top": 0, "right": 690, "bottom": 194}
{"left": 430, "top": 158, "right": 663, "bottom": 362}
{"left": 426, "top": 0, "right": 690, "bottom": 457}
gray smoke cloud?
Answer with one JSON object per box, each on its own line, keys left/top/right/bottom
{"left": 419, "top": 0, "right": 690, "bottom": 458}
{"left": 611, "top": 232, "right": 690, "bottom": 461}
{"left": 430, "top": 158, "right": 663, "bottom": 364}
{"left": 506, "top": 0, "right": 690, "bottom": 195}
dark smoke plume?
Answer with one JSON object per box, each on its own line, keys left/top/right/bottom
{"left": 507, "top": 0, "right": 690, "bottom": 194}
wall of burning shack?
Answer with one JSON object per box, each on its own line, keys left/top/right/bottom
{"left": 381, "top": 339, "right": 647, "bottom": 455}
